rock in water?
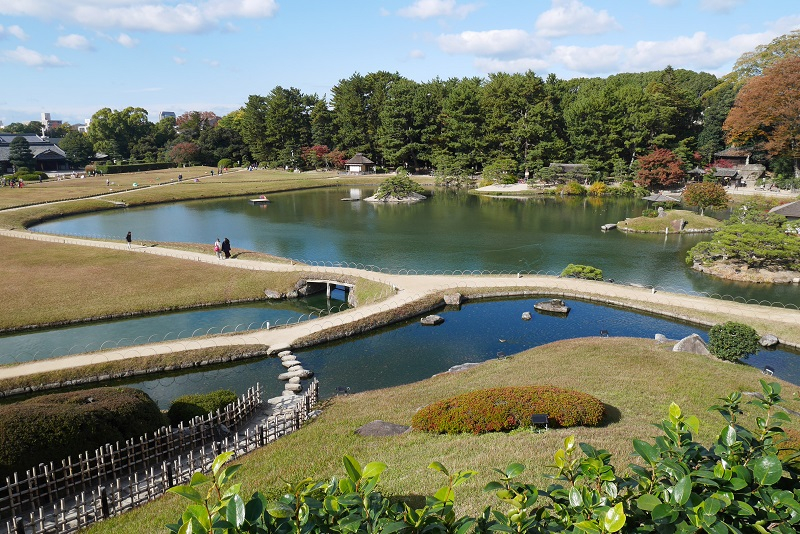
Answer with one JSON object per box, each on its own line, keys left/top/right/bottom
{"left": 421, "top": 315, "right": 444, "bottom": 326}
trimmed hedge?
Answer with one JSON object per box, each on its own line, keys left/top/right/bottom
{"left": 167, "top": 389, "right": 237, "bottom": 426}
{"left": 411, "top": 386, "right": 605, "bottom": 434}
{"left": 96, "top": 162, "right": 175, "bottom": 174}
{"left": 0, "top": 387, "right": 165, "bottom": 477}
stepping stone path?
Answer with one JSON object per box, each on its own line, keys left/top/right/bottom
{"left": 268, "top": 350, "right": 315, "bottom": 409}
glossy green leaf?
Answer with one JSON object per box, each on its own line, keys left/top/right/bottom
{"left": 168, "top": 485, "right": 204, "bottom": 504}
{"left": 669, "top": 402, "right": 682, "bottom": 422}
{"left": 574, "top": 520, "right": 601, "bottom": 533}
{"left": 219, "top": 464, "right": 241, "bottom": 486}
{"left": 361, "top": 461, "right": 387, "bottom": 479}
{"left": 685, "top": 415, "right": 700, "bottom": 435}
{"left": 721, "top": 425, "right": 737, "bottom": 446}
{"left": 505, "top": 463, "right": 525, "bottom": 478}
{"left": 342, "top": 455, "right": 362, "bottom": 483}
{"left": 752, "top": 455, "right": 782, "bottom": 486}
{"left": 433, "top": 486, "right": 455, "bottom": 504}
{"left": 381, "top": 521, "right": 408, "bottom": 534}
{"left": 637, "top": 494, "right": 662, "bottom": 511}
{"left": 428, "top": 461, "right": 448, "bottom": 475}
{"left": 569, "top": 487, "right": 583, "bottom": 508}
{"left": 674, "top": 475, "right": 692, "bottom": 506}
{"left": 484, "top": 481, "right": 504, "bottom": 492}
{"left": 633, "top": 440, "right": 659, "bottom": 465}
{"left": 266, "top": 501, "right": 294, "bottom": 519}
{"left": 211, "top": 452, "right": 234, "bottom": 477}
{"left": 225, "top": 494, "right": 246, "bottom": 529}
{"left": 553, "top": 449, "right": 566, "bottom": 469}
{"left": 604, "top": 503, "right": 626, "bottom": 533}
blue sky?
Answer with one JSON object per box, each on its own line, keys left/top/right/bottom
{"left": 0, "top": 0, "right": 798, "bottom": 127}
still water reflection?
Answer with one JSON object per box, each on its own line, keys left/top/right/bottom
{"left": 112, "top": 298, "right": 799, "bottom": 408}
{"left": 33, "top": 188, "right": 800, "bottom": 305}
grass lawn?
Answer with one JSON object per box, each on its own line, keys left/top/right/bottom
{"left": 82, "top": 336, "right": 800, "bottom": 533}
{"left": 618, "top": 209, "right": 722, "bottom": 233}
{"left": 0, "top": 235, "right": 391, "bottom": 331}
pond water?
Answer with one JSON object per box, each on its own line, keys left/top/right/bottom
{"left": 102, "top": 297, "right": 800, "bottom": 408}
{"left": 0, "top": 293, "right": 347, "bottom": 365}
{"left": 33, "top": 187, "right": 800, "bottom": 305}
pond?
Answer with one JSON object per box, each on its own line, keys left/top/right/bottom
{"left": 103, "top": 297, "right": 800, "bottom": 408}
{"left": 0, "top": 292, "right": 348, "bottom": 365}
{"left": 33, "top": 187, "right": 800, "bottom": 306}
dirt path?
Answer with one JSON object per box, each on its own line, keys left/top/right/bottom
{"left": 1, "top": 228, "right": 798, "bottom": 380}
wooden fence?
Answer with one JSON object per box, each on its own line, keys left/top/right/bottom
{"left": 2, "top": 381, "right": 319, "bottom": 534}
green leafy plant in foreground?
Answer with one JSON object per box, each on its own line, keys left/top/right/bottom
{"left": 168, "top": 380, "right": 800, "bottom": 533}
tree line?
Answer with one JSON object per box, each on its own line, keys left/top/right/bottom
{"left": 2, "top": 31, "right": 798, "bottom": 184}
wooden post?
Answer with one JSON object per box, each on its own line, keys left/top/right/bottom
{"left": 99, "top": 486, "right": 109, "bottom": 518}
{"left": 166, "top": 462, "right": 174, "bottom": 488}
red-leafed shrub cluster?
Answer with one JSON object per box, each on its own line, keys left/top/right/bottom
{"left": 411, "top": 386, "right": 605, "bottom": 434}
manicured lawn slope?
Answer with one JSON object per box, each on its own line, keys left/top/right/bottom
{"left": 84, "top": 337, "right": 800, "bottom": 533}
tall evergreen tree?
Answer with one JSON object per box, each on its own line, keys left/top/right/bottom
{"left": 9, "top": 136, "right": 36, "bottom": 170}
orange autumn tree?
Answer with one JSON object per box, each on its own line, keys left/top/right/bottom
{"left": 724, "top": 57, "right": 800, "bottom": 177}
{"left": 635, "top": 148, "right": 685, "bottom": 190}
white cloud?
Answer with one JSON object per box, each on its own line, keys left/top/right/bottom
{"left": 0, "top": 24, "right": 28, "bottom": 40}
{"left": 203, "top": 58, "right": 220, "bottom": 67}
{"left": 3, "top": 46, "right": 66, "bottom": 67}
{"left": 473, "top": 57, "right": 549, "bottom": 74}
{"left": 649, "top": 0, "right": 680, "bottom": 6}
{"left": 438, "top": 29, "right": 547, "bottom": 57}
{"left": 535, "top": 0, "right": 622, "bottom": 38}
{"left": 173, "top": 56, "right": 187, "bottom": 64}
{"left": 0, "top": 0, "right": 279, "bottom": 34}
{"left": 409, "top": 49, "right": 425, "bottom": 59}
{"left": 56, "top": 34, "right": 93, "bottom": 51}
{"left": 624, "top": 31, "right": 746, "bottom": 72}
{"left": 699, "top": 0, "right": 745, "bottom": 14}
{"left": 397, "top": 0, "right": 479, "bottom": 19}
{"left": 117, "top": 33, "right": 138, "bottom": 48}
{"left": 552, "top": 44, "right": 624, "bottom": 73}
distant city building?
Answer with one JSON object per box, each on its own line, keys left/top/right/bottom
{"left": 159, "top": 111, "right": 176, "bottom": 121}
{"left": 76, "top": 119, "right": 91, "bottom": 134}
{"left": 40, "top": 112, "right": 63, "bottom": 135}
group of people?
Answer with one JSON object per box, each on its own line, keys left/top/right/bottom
{"left": 214, "top": 238, "right": 232, "bottom": 259}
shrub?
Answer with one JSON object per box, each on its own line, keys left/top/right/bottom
{"left": 168, "top": 389, "right": 237, "bottom": 425}
{"left": 560, "top": 263, "right": 603, "bottom": 281}
{"left": 410, "top": 386, "right": 605, "bottom": 434}
{"left": 374, "top": 170, "right": 425, "bottom": 200}
{"left": 641, "top": 208, "right": 658, "bottom": 218}
{"left": 217, "top": 158, "right": 232, "bottom": 169}
{"left": 170, "top": 381, "right": 800, "bottom": 534}
{"left": 587, "top": 181, "right": 607, "bottom": 197}
{"left": 708, "top": 321, "right": 761, "bottom": 362}
{"left": 556, "top": 180, "right": 586, "bottom": 196}
{"left": 0, "top": 387, "right": 165, "bottom": 478}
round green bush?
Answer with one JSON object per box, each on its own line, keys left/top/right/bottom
{"left": 0, "top": 387, "right": 165, "bottom": 478}
{"left": 411, "top": 386, "right": 605, "bottom": 434}
{"left": 708, "top": 321, "right": 761, "bottom": 362}
{"left": 560, "top": 263, "right": 603, "bottom": 281}
{"left": 168, "top": 389, "right": 237, "bottom": 426}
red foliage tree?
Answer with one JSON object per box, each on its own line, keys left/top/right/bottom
{"left": 324, "top": 149, "right": 347, "bottom": 169}
{"left": 169, "top": 142, "right": 200, "bottom": 165}
{"left": 301, "top": 145, "right": 330, "bottom": 169}
{"left": 635, "top": 148, "right": 686, "bottom": 190}
{"left": 724, "top": 57, "right": 800, "bottom": 176}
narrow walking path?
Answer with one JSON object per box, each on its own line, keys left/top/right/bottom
{"left": 1, "top": 228, "right": 799, "bottom": 381}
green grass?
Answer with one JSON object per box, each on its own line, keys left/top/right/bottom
{"left": 82, "top": 336, "right": 800, "bottom": 533}
{"left": 618, "top": 209, "right": 722, "bottom": 233}
{"left": 617, "top": 210, "right": 722, "bottom": 233}
{"left": 0, "top": 236, "right": 391, "bottom": 331}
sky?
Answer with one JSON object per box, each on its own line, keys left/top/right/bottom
{"left": 0, "top": 0, "right": 798, "bottom": 127}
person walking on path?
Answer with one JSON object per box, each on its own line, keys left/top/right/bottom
{"left": 214, "top": 238, "right": 222, "bottom": 259}
{"left": 126, "top": 231, "right": 132, "bottom": 250}
{"left": 221, "top": 237, "right": 231, "bottom": 259}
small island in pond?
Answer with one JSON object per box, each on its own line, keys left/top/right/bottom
{"left": 364, "top": 170, "right": 427, "bottom": 203}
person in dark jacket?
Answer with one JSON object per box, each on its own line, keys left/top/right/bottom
{"left": 221, "top": 237, "right": 231, "bottom": 259}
